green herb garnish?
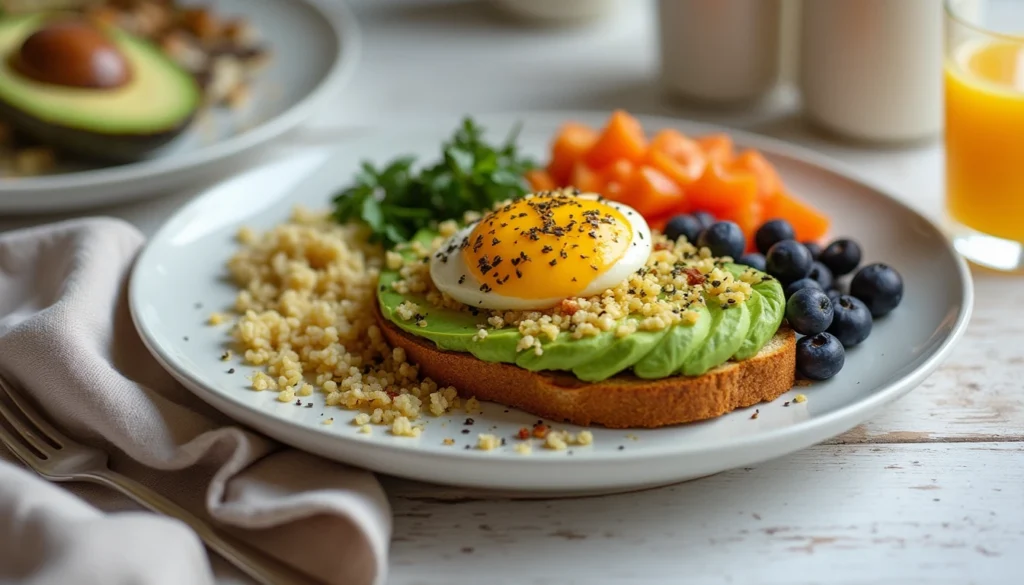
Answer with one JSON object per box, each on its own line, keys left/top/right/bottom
{"left": 331, "top": 117, "right": 537, "bottom": 248}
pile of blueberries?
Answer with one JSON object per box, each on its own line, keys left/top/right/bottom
{"left": 664, "top": 213, "right": 903, "bottom": 381}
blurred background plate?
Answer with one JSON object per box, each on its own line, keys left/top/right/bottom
{"left": 0, "top": 0, "right": 360, "bottom": 214}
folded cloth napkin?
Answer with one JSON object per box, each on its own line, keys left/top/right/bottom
{"left": 0, "top": 218, "right": 391, "bottom": 585}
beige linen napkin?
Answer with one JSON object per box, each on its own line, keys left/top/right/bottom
{"left": 0, "top": 217, "right": 391, "bottom": 585}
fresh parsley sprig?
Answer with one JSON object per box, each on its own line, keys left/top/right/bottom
{"left": 331, "top": 117, "right": 537, "bottom": 248}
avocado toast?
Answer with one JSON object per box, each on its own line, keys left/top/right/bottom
{"left": 374, "top": 190, "right": 795, "bottom": 428}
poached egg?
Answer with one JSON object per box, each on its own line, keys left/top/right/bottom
{"left": 429, "top": 191, "right": 652, "bottom": 310}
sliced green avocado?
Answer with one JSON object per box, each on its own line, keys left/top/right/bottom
{"left": 632, "top": 305, "right": 712, "bottom": 379}
{"left": 515, "top": 328, "right": 618, "bottom": 372}
{"left": 679, "top": 301, "right": 751, "bottom": 376}
{"left": 733, "top": 270, "right": 786, "bottom": 360}
{"left": 571, "top": 321, "right": 669, "bottom": 382}
{"left": 0, "top": 13, "right": 201, "bottom": 162}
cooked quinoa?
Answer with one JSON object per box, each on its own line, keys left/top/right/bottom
{"left": 226, "top": 207, "right": 465, "bottom": 430}
{"left": 476, "top": 434, "right": 500, "bottom": 451}
{"left": 543, "top": 430, "right": 593, "bottom": 450}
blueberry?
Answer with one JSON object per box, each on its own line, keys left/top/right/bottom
{"left": 755, "top": 219, "right": 795, "bottom": 255}
{"left": 820, "top": 238, "right": 862, "bottom": 276}
{"left": 736, "top": 252, "right": 766, "bottom": 272}
{"left": 697, "top": 221, "right": 746, "bottom": 259}
{"left": 827, "top": 295, "right": 873, "bottom": 347}
{"left": 796, "top": 332, "right": 845, "bottom": 380}
{"left": 784, "top": 277, "right": 822, "bottom": 298}
{"left": 785, "top": 288, "right": 833, "bottom": 335}
{"left": 807, "top": 261, "right": 834, "bottom": 290}
{"left": 826, "top": 288, "right": 843, "bottom": 305}
{"left": 765, "top": 239, "right": 813, "bottom": 283}
{"left": 694, "top": 211, "right": 716, "bottom": 229}
{"left": 803, "top": 241, "right": 823, "bottom": 261}
{"left": 850, "top": 263, "right": 903, "bottom": 318}
{"left": 664, "top": 214, "right": 704, "bottom": 244}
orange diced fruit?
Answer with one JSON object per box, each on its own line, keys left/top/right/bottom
{"left": 686, "top": 162, "right": 758, "bottom": 215}
{"left": 600, "top": 159, "right": 635, "bottom": 201}
{"left": 547, "top": 122, "right": 599, "bottom": 185}
{"left": 622, "top": 166, "right": 686, "bottom": 218}
{"left": 601, "top": 158, "right": 635, "bottom": 185}
{"left": 525, "top": 169, "right": 556, "bottom": 192}
{"left": 648, "top": 214, "right": 671, "bottom": 233}
{"left": 764, "top": 192, "right": 830, "bottom": 241}
{"left": 730, "top": 149, "right": 782, "bottom": 202}
{"left": 584, "top": 110, "right": 648, "bottom": 169}
{"left": 569, "top": 161, "right": 606, "bottom": 194}
{"left": 697, "top": 133, "right": 735, "bottom": 164}
{"left": 646, "top": 129, "right": 707, "bottom": 187}
{"left": 648, "top": 129, "right": 707, "bottom": 180}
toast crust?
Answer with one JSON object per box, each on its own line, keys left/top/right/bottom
{"left": 376, "top": 304, "right": 796, "bottom": 428}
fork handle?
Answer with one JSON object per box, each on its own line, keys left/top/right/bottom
{"left": 82, "top": 469, "right": 317, "bottom": 585}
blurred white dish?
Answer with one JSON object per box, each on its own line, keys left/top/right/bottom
{"left": 130, "top": 111, "right": 972, "bottom": 494}
{"left": 0, "top": 0, "right": 359, "bottom": 214}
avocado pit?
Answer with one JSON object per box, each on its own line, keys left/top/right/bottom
{"left": 10, "top": 19, "right": 130, "bottom": 89}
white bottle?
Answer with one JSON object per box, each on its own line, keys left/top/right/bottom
{"left": 798, "top": 0, "right": 944, "bottom": 143}
{"left": 656, "top": 0, "right": 783, "bottom": 104}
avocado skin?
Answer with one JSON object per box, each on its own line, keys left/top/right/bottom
{"left": 0, "top": 98, "right": 193, "bottom": 163}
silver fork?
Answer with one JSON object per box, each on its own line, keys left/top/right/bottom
{"left": 0, "top": 373, "right": 317, "bottom": 585}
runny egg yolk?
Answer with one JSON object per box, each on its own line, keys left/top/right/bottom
{"left": 461, "top": 193, "right": 633, "bottom": 300}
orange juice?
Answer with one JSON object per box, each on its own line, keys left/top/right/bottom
{"left": 945, "top": 40, "right": 1024, "bottom": 243}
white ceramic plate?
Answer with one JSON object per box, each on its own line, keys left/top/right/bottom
{"left": 129, "top": 112, "right": 973, "bottom": 494}
{"left": 0, "top": 0, "right": 359, "bottom": 214}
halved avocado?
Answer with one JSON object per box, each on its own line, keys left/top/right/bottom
{"left": 0, "top": 13, "right": 201, "bottom": 163}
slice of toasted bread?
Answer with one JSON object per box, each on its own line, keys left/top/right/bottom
{"left": 376, "top": 305, "right": 796, "bottom": 429}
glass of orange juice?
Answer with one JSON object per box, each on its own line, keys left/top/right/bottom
{"left": 945, "top": 0, "right": 1024, "bottom": 271}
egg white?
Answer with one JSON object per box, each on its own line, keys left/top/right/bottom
{"left": 429, "top": 199, "right": 653, "bottom": 310}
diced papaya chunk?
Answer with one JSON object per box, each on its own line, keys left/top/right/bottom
{"left": 647, "top": 213, "right": 672, "bottom": 234}
{"left": 730, "top": 150, "right": 782, "bottom": 203}
{"left": 602, "top": 159, "right": 635, "bottom": 185}
{"left": 697, "top": 133, "right": 735, "bottom": 164}
{"left": 525, "top": 169, "right": 556, "bottom": 192}
{"left": 621, "top": 166, "right": 686, "bottom": 218}
{"left": 547, "top": 122, "right": 598, "bottom": 185}
{"left": 646, "top": 129, "right": 707, "bottom": 187}
{"left": 763, "top": 192, "right": 830, "bottom": 241}
{"left": 600, "top": 159, "right": 636, "bottom": 201}
{"left": 686, "top": 162, "right": 758, "bottom": 215}
{"left": 584, "top": 110, "right": 648, "bottom": 169}
{"left": 569, "top": 161, "right": 606, "bottom": 194}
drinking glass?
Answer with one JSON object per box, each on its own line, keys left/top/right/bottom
{"left": 945, "top": 0, "right": 1024, "bottom": 271}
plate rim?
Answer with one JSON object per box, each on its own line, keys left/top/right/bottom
{"left": 129, "top": 110, "right": 974, "bottom": 467}
{"left": 0, "top": 0, "right": 361, "bottom": 198}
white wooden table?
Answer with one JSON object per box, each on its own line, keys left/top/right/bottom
{"left": 2, "top": 1, "right": 1021, "bottom": 583}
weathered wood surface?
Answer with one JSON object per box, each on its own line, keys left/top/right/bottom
{"left": 387, "top": 444, "right": 1024, "bottom": 585}
{"left": 827, "top": 277, "right": 1023, "bottom": 445}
